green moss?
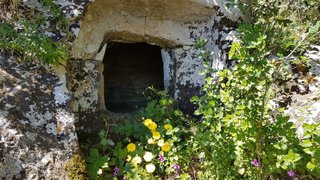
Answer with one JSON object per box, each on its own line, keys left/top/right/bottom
{"left": 65, "top": 154, "right": 88, "bottom": 180}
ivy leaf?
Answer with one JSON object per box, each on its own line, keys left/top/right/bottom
{"left": 308, "top": 21, "right": 320, "bottom": 33}
{"left": 301, "top": 139, "right": 313, "bottom": 147}
{"left": 303, "top": 148, "right": 313, "bottom": 155}
{"left": 307, "top": 162, "right": 315, "bottom": 170}
{"left": 229, "top": 42, "right": 241, "bottom": 59}
{"left": 314, "top": 149, "right": 320, "bottom": 160}
{"left": 199, "top": 69, "right": 207, "bottom": 76}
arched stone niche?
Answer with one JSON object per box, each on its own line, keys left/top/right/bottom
{"left": 69, "top": 0, "right": 239, "bottom": 137}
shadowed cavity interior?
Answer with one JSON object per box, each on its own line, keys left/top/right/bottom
{"left": 103, "top": 42, "right": 164, "bottom": 113}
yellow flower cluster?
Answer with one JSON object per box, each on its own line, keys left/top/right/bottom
{"left": 143, "top": 119, "right": 172, "bottom": 153}
{"left": 124, "top": 119, "right": 175, "bottom": 174}
{"left": 144, "top": 119, "right": 161, "bottom": 140}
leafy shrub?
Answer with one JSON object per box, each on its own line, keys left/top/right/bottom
{"left": 191, "top": 0, "right": 320, "bottom": 179}
{"left": 0, "top": 0, "right": 69, "bottom": 65}
{"left": 0, "top": 22, "right": 68, "bottom": 64}
{"left": 300, "top": 123, "right": 320, "bottom": 177}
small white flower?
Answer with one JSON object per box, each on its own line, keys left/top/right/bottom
{"left": 132, "top": 156, "right": 142, "bottom": 164}
{"left": 145, "top": 163, "right": 156, "bottom": 173}
{"left": 97, "top": 168, "right": 103, "bottom": 175}
{"left": 148, "top": 138, "right": 155, "bottom": 144}
{"left": 157, "top": 139, "right": 164, "bottom": 147}
{"left": 126, "top": 155, "right": 132, "bottom": 162}
{"left": 143, "top": 151, "right": 154, "bottom": 162}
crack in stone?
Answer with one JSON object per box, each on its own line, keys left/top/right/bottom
{"left": 143, "top": 0, "right": 150, "bottom": 41}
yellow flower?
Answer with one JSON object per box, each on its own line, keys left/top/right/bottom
{"left": 144, "top": 119, "right": 157, "bottom": 131}
{"left": 164, "top": 124, "right": 173, "bottom": 130}
{"left": 127, "top": 143, "right": 136, "bottom": 152}
{"left": 144, "top": 119, "right": 153, "bottom": 126}
{"left": 148, "top": 122, "right": 157, "bottom": 131}
{"left": 143, "top": 151, "right": 153, "bottom": 162}
{"left": 145, "top": 163, "right": 156, "bottom": 173}
{"left": 162, "top": 142, "right": 170, "bottom": 152}
{"left": 152, "top": 131, "right": 161, "bottom": 140}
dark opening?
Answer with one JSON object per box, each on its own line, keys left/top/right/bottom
{"left": 103, "top": 42, "right": 164, "bottom": 113}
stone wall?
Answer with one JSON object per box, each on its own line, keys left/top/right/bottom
{"left": 70, "top": 0, "right": 240, "bottom": 130}
{"left": 0, "top": 56, "right": 78, "bottom": 179}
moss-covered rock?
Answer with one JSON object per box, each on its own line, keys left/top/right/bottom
{"left": 65, "top": 154, "right": 88, "bottom": 180}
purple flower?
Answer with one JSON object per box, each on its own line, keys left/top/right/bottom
{"left": 113, "top": 166, "right": 119, "bottom": 177}
{"left": 251, "top": 159, "right": 259, "bottom": 167}
{"left": 158, "top": 153, "right": 165, "bottom": 163}
{"left": 288, "top": 170, "right": 295, "bottom": 177}
{"left": 173, "top": 163, "right": 180, "bottom": 177}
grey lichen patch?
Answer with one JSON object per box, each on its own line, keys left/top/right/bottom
{"left": 166, "top": 13, "right": 236, "bottom": 113}
{"left": 0, "top": 111, "right": 25, "bottom": 179}
{"left": 161, "top": 49, "right": 174, "bottom": 92}
{"left": 174, "top": 47, "right": 205, "bottom": 88}
{"left": 212, "top": 0, "right": 242, "bottom": 22}
{"left": 0, "top": 55, "right": 79, "bottom": 179}
{"left": 66, "top": 59, "right": 105, "bottom": 140}
{"left": 67, "top": 60, "right": 100, "bottom": 112}
{"left": 54, "top": 63, "right": 72, "bottom": 106}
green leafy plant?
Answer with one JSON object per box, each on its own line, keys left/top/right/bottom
{"left": 300, "top": 123, "right": 320, "bottom": 177}
{"left": 84, "top": 90, "right": 196, "bottom": 179}
{"left": 39, "top": 0, "right": 69, "bottom": 30}
{"left": 0, "top": 0, "right": 69, "bottom": 65}
{"left": 191, "top": 0, "right": 320, "bottom": 179}
{"left": 0, "top": 22, "right": 68, "bottom": 64}
{"left": 84, "top": 131, "right": 110, "bottom": 179}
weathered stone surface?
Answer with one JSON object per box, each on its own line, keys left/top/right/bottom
{"left": 70, "top": 0, "right": 239, "bottom": 116}
{"left": 0, "top": 56, "right": 79, "bottom": 179}
{"left": 67, "top": 59, "right": 105, "bottom": 140}
{"left": 71, "top": 0, "right": 240, "bottom": 59}
{"left": 285, "top": 45, "right": 320, "bottom": 138}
